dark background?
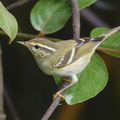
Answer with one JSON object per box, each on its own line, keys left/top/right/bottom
{"left": 0, "top": 0, "right": 120, "bottom": 120}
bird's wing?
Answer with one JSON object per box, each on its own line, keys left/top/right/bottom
{"left": 52, "top": 26, "right": 120, "bottom": 68}
{"left": 54, "top": 37, "right": 104, "bottom": 68}
{"left": 50, "top": 40, "right": 77, "bottom": 68}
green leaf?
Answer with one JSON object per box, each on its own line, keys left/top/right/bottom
{"left": 30, "top": 0, "right": 96, "bottom": 34}
{"left": 31, "top": 0, "right": 71, "bottom": 34}
{"left": 54, "top": 53, "right": 108, "bottom": 105}
{"left": 0, "top": 2, "right": 18, "bottom": 43}
{"left": 91, "top": 28, "right": 120, "bottom": 58}
{"left": 78, "top": 0, "right": 96, "bottom": 9}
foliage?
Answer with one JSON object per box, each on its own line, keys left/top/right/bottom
{"left": 0, "top": 0, "right": 120, "bottom": 105}
{"left": 0, "top": 2, "right": 18, "bottom": 43}
{"left": 30, "top": 0, "right": 96, "bottom": 34}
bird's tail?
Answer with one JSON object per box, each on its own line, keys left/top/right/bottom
{"left": 99, "top": 26, "right": 120, "bottom": 38}
{"left": 91, "top": 26, "right": 120, "bottom": 49}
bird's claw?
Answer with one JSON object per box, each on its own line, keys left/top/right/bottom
{"left": 53, "top": 92, "right": 65, "bottom": 101}
{"left": 61, "top": 77, "right": 71, "bottom": 84}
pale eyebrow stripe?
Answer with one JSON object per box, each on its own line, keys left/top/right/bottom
{"left": 39, "top": 44, "right": 57, "bottom": 52}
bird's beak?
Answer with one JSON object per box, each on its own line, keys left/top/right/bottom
{"left": 17, "top": 41, "right": 29, "bottom": 47}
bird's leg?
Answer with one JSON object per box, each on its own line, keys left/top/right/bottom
{"left": 53, "top": 75, "right": 78, "bottom": 100}
{"left": 53, "top": 81, "right": 76, "bottom": 100}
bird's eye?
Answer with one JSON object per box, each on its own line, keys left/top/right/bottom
{"left": 34, "top": 45, "right": 40, "bottom": 49}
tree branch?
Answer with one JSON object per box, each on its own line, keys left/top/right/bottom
{"left": 1, "top": 31, "right": 120, "bottom": 54}
{"left": 41, "top": 81, "right": 68, "bottom": 120}
{"left": 41, "top": 0, "right": 80, "bottom": 120}
{"left": 6, "top": 0, "right": 33, "bottom": 11}
{"left": 0, "top": 30, "right": 61, "bottom": 42}
{"left": 97, "top": 47, "right": 120, "bottom": 54}
{"left": 4, "top": 87, "right": 21, "bottom": 120}
{"left": 71, "top": 0, "right": 80, "bottom": 39}
{"left": 0, "top": 30, "right": 36, "bottom": 40}
{"left": 0, "top": 45, "right": 5, "bottom": 120}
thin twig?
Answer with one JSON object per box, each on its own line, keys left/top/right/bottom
{"left": 1, "top": 31, "right": 120, "bottom": 54}
{"left": 41, "top": 81, "right": 68, "bottom": 120}
{"left": 71, "top": 0, "right": 80, "bottom": 39}
{"left": 0, "top": 30, "right": 60, "bottom": 42}
{"left": 41, "top": 0, "right": 80, "bottom": 120}
{"left": 4, "top": 87, "right": 21, "bottom": 120}
{"left": 0, "top": 45, "right": 5, "bottom": 119}
{"left": 6, "top": 0, "right": 33, "bottom": 10}
{"left": 0, "top": 30, "right": 36, "bottom": 39}
{"left": 97, "top": 47, "right": 120, "bottom": 54}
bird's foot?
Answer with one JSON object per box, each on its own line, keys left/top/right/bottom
{"left": 53, "top": 92, "right": 65, "bottom": 100}
{"left": 61, "top": 77, "right": 71, "bottom": 84}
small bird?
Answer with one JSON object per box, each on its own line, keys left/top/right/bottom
{"left": 18, "top": 26, "right": 120, "bottom": 97}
